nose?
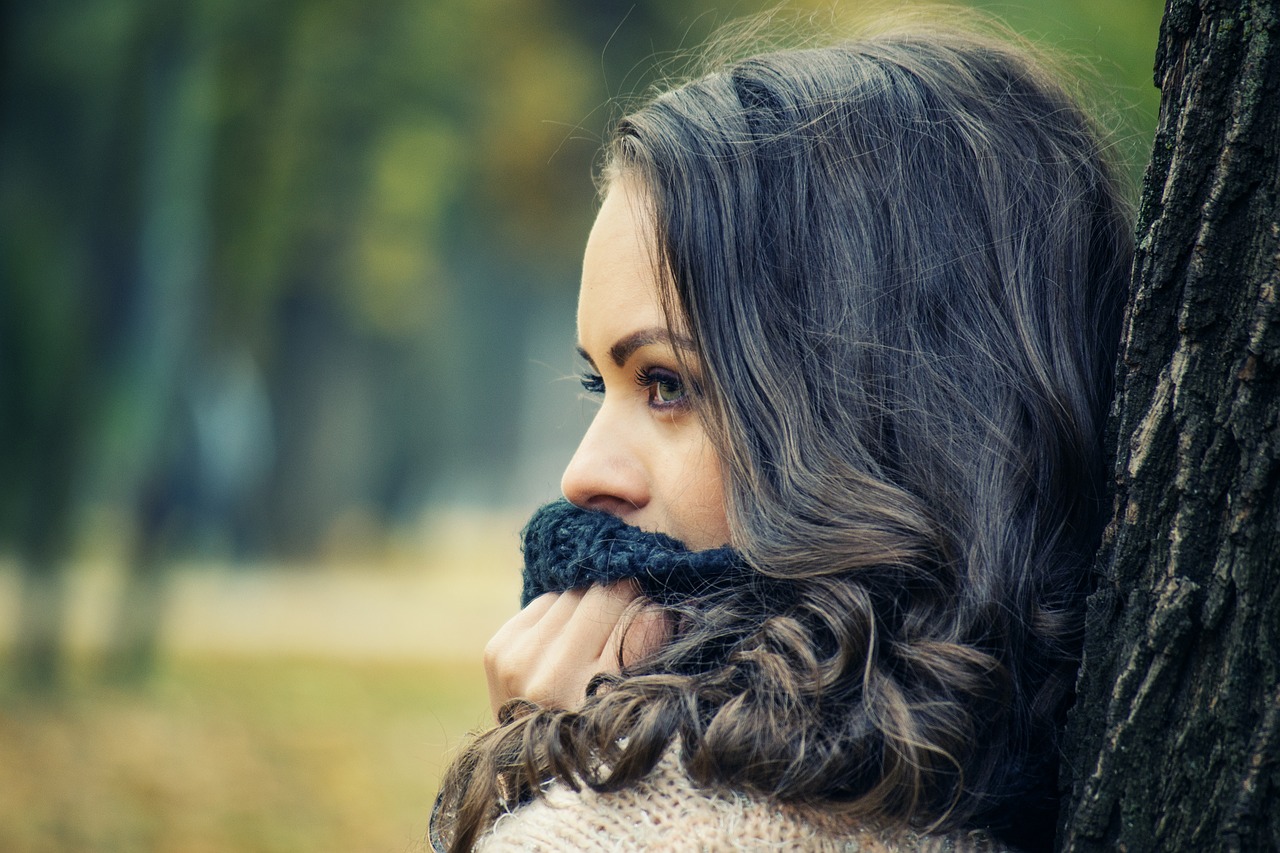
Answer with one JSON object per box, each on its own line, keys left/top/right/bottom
{"left": 560, "top": 404, "right": 649, "bottom": 519}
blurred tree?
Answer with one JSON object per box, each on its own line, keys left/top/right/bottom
{"left": 1, "top": 0, "right": 152, "bottom": 686}
{"left": 97, "top": 0, "right": 219, "bottom": 679}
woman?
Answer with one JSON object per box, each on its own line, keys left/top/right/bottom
{"left": 434, "top": 21, "right": 1133, "bottom": 853}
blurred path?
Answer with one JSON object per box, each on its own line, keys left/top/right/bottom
{"left": 0, "top": 508, "right": 525, "bottom": 663}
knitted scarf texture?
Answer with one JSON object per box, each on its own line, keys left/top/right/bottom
{"left": 519, "top": 499, "right": 747, "bottom": 606}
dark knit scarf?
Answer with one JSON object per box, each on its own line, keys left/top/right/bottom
{"left": 520, "top": 499, "right": 748, "bottom": 606}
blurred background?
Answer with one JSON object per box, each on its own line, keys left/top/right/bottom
{"left": 1, "top": 0, "right": 1161, "bottom": 850}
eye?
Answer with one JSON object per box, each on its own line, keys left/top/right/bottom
{"left": 635, "top": 366, "right": 688, "bottom": 409}
{"left": 579, "top": 372, "right": 604, "bottom": 395}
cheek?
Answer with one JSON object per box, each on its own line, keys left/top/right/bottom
{"left": 668, "top": 432, "right": 730, "bottom": 549}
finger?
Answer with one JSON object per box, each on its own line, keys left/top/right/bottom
{"left": 558, "top": 581, "right": 643, "bottom": 663}
{"left": 484, "top": 591, "right": 561, "bottom": 674}
{"left": 485, "top": 588, "right": 587, "bottom": 684}
{"left": 500, "top": 590, "right": 564, "bottom": 635}
{"left": 484, "top": 592, "right": 566, "bottom": 719}
{"left": 537, "top": 586, "right": 587, "bottom": 623}
{"left": 491, "top": 589, "right": 587, "bottom": 665}
{"left": 484, "top": 582, "right": 647, "bottom": 719}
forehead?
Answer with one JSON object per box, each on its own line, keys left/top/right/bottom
{"left": 583, "top": 179, "right": 655, "bottom": 282}
{"left": 578, "top": 180, "right": 663, "bottom": 337}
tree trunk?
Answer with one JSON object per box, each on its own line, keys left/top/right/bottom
{"left": 102, "top": 0, "right": 216, "bottom": 682}
{"left": 1059, "top": 2, "right": 1280, "bottom": 851}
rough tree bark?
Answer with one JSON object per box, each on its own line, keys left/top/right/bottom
{"left": 1059, "top": 1, "right": 1280, "bottom": 851}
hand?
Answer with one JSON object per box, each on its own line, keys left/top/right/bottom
{"left": 483, "top": 580, "right": 667, "bottom": 720}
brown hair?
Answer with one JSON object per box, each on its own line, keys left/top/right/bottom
{"left": 435, "top": 24, "right": 1132, "bottom": 852}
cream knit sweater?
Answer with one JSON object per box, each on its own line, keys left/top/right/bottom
{"left": 474, "top": 752, "right": 1014, "bottom": 852}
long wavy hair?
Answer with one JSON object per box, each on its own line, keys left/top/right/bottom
{"left": 436, "top": 25, "right": 1133, "bottom": 853}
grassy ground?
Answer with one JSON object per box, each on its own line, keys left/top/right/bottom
{"left": 0, "top": 657, "right": 491, "bottom": 853}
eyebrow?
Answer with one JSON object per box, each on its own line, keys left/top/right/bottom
{"left": 576, "top": 326, "right": 697, "bottom": 368}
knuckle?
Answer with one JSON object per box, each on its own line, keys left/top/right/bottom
{"left": 482, "top": 635, "right": 503, "bottom": 665}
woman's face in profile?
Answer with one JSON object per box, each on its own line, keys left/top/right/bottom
{"left": 561, "top": 178, "right": 731, "bottom": 551}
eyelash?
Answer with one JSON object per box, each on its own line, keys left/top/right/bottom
{"left": 634, "top": 366, "right": 688, "bottom": 409}
{"left": 578, "top": 366, "right": 691, "bottom": 410}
